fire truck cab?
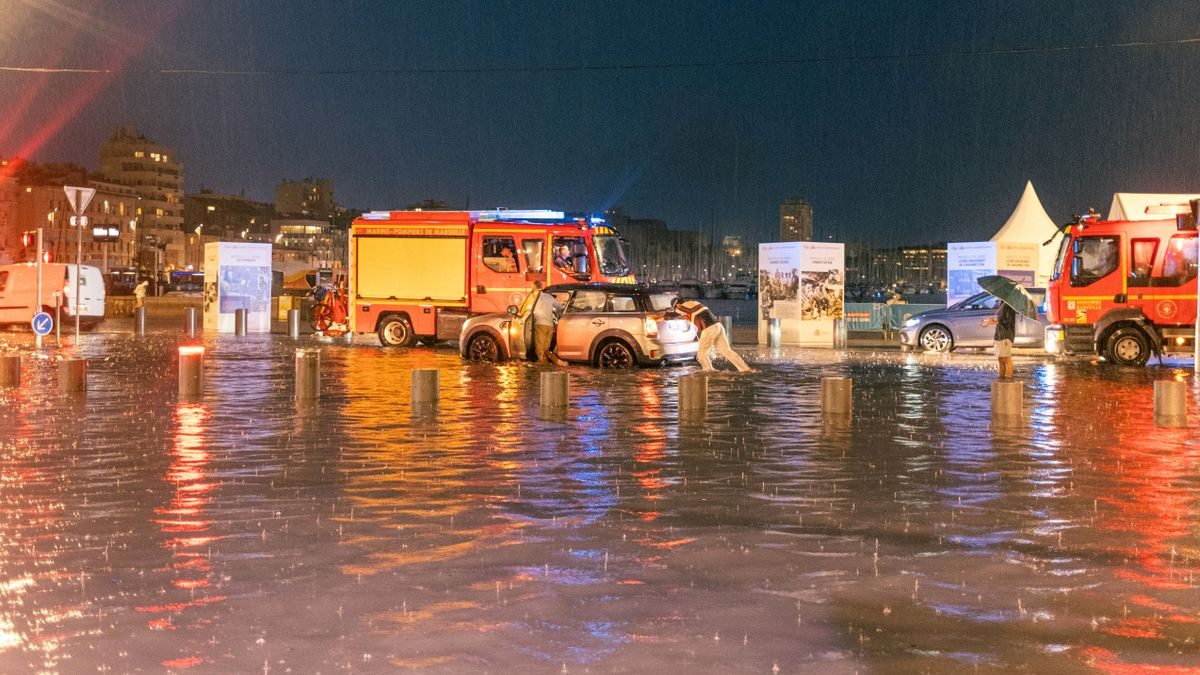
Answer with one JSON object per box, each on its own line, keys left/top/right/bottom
{"left": 349, "top": 209, "right": 634, "bottom": 346}
{"left": 1045, "top": 201, "right": 1199, "bottom": 366}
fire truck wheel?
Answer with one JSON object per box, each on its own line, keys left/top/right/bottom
{"left": 1104, "top": 326, "right": 1151, "bottom": 367}
{"left": 466, "top": 333, "right": 501, "bottom": 362}
{"left": 377, "top": 315, "right": 416, "bottom": 347}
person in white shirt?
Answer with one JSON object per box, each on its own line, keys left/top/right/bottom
{"left": 530, "top": 280, "right": 566, "bottom": 365}
{"left": 134, "top": 279, "right": 149, "bottom": 308}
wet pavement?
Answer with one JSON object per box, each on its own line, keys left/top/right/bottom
{"left": 1, "top": 331, "right": 1199, "bottom": 672}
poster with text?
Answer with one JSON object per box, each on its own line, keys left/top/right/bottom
{"left": 946, "top": 242, "right": 998, "bottom": 306}
{"left": 204, "top": 242, "right": 273, "bottom": 333}
{"left": 797, "top": 242, "right": 845, "bottom": 345}
{"left": 758, "top": 242, "right": 802, "bottom": 344}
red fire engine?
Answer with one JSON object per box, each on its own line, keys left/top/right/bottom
{"left": 1045, "top": 200, "right": 1199, "bottom": 366}
{"left": 348, "top": 209, "right": 634, "bottom": 346}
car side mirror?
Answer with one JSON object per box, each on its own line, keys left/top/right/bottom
{"left": 506, "top": 305, "right": 519, "bottom": 316}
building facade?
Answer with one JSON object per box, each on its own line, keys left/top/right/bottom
{"left": 276, "top": 178, "right": 333, "bottom": 219}
{"left": 779, "top": 198, "right": 813, "bottom": 242}
{"left": 99, "top": 127, "right": 184, "bottom": 230}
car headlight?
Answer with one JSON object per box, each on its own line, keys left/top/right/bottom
{"left": 904, "top": 318, "right": 920, "bottom": 328}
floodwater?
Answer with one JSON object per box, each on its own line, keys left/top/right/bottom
{"left": 1, "top": 331, "right": 1199, "bottom": 673}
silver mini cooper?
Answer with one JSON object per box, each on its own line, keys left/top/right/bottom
{"left": 459, "top": 283, "right": 699, "bottom": 368}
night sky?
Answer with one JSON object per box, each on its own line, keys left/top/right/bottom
{"left": 2, "top": 0, "right": 1199, "bottom": 245}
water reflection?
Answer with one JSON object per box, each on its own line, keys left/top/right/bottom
{"left": 0, "top": 334, "right": 1198, "bottom": 671}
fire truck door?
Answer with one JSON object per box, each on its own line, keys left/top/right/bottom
{"left": 1125, "top": 237, "right": 1158, "bottom": 316}
{"left": 1149, "top": 233, "right": 1199, "bottom": 325}
{"left": 473, "top": 233, "right": 529, "bottom": 315}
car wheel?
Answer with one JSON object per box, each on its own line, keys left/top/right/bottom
{"left": 377, "top": 315, "right": 416, "bottom": 347}
{"left": 466, "top": 333, "right": 501, "bottom": 362}
{"left": 918, "top": 325, "right": 954, "bottom": 353}
{"left": 1104, "top": 326, "right": 1151, "bottom": 367}
{"left": 596, "top": 340, "right": 635, "bottom": 369}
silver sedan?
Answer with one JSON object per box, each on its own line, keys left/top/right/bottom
{"left": 899, "top": 289, "right": 1046, "bottom": 353}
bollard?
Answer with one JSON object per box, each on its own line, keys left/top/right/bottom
{"left": 295, "top": 348, "right": 321, "bottom": 400}
{"left": 234, "top": 308, "right": 248, "bottom": 336}
{"left": 134, "top": 306, "right": 146, "bottom": 336}
{"left": 821, "top": 377, "right": 852, "bottom": 416}
{"left": 0, "top": 355, "right": 19, "bottom": 388}
{"left": 178, "top": 346, "right": 204, "bottom": 398}
{"left": 58, "top": 358, "right": 87, "bottom": 394}
{"left": 540, "top": 371, "right": 569, "bottom": 409}
{"left": 719, "top": 315, "right": 733, "bottom": 338}
{"left": 991, "top": 380, "right": 1024, "bottom": 420}
{"left": 183, "top": 307, "right": 197, "bottom": 337}
{"left": 768, "top": 317, "right": 782, "bottom": 348}
{"left": 288, "top": 308, "right": 302, "bottom": 339}
{"left": 678, "top": 373, "right": 708, "bottom": 412}
{"left": 412, "top": 368, "right": 439, "bottom": 404}
{"left": 833, "top": 318, "right": 847, "bottom": 350}
{"left": 1154, "top": 380, "right": 1188, "bottom": 427}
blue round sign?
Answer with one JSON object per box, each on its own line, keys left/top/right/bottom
{"left": 31, "top": 312, "right": 53, "bottom": 336}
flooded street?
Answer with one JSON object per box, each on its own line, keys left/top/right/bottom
{"left": 2, "top": 333, "right": 1199, "bottom": 673}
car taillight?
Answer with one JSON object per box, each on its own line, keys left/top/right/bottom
{"left": 643, "top": 317, "right": 658, "bottom": 338}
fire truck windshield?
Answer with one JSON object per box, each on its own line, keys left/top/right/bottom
{"left": 593, "top": 234, "right": 630, "bottom": 277}
{"left": 1050, "top": 233, "right": 1071, "bottom": 281}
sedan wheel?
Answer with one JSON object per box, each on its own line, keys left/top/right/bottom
{"left": 596, "top": 341, "right": 635, "bottom": 369}
{"left": 918, "top": 325, "right": 953, "bottom": 353}
{"left": 467, "top": 333, "right": 500, "bottom": 362}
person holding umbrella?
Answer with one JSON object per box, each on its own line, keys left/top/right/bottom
{"left": 976, "top": 275, "right": 1038, "bottom": 380}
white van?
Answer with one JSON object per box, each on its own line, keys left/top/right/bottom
{"left": 0, "top": 263, "right": 106, "bottom": 329}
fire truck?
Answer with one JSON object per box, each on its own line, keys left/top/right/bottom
{"left": 348, "top": 209, "right": 634, "bottom": 346}
{"left": 1044, "top": 200, "right": 1199, "bottom": 366}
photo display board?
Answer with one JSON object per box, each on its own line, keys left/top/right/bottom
{"left": 758, "top": 241, "right": 845, "bottom": 346}
{"left": 204, "top": 242, "right": 273, "bottom": 333}
{"left": 947, "top": 242, "right": 1038, "bottom": 306}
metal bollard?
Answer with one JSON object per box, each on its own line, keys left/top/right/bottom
{"left": 295, "top": 348, "right": 321, "bottom": 400}
{"left": 719, "top": 315, "right": 733, "bottom": 338}
{"left": 821, "top": 377, "right": 852, "bottom": 416}
{"left": 178, "top": 345, "right": 205, "bottom": 398}
{"left": 0, "top": 355, "right": 19, "bottom": 388}
{"left": 991, "top": 380, "right": 1024, "bottom": 420}
{"left": 134, "top": 306, "right": 146, "bottom": 335}
{"left": 768, "top": 317, "right": 782, "bottom": 348}
{"left": 183, "top": 307, "right": 197, "bottom": 337}
{"left": 833, "top": 318, "right": 847, "bottom": 350}
{"left": 58, "top": 358, "right": 87, "bottom": 394}
{"left": 540, "top": 371, "right": 569, "bottom": 409}
{"left": 1154, "top": 380, "right": 1187, "bottom": 427}
{"left": 234, "top": 308, "right": 248, "bottom": 336}
{"left": 288, "top": 308, "right": 301, "bottom": 339}
{"left": 678, "top": 373, "right": 708, "bottom": 412}
{"left": 412, "top": 368, "right": 439, "bottom": 404}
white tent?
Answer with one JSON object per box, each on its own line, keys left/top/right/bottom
{"left": 990, "top": 181, "right": 1058, "bottom": 284}
{"left": 1108, "top": 193, "right": 1200, "bottom": 221}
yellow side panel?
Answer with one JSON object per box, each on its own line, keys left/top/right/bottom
{"left": 356, "top": 237, "right": 467, "bottom": 301}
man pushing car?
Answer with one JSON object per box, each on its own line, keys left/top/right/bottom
{"left": 671, "top": 298, "right": 753, "bottom": 373}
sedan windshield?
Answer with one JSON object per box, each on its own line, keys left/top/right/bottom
{"left": 593, "top": 234, "right": 630, "bottom": 277}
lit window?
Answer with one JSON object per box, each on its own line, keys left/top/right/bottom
{"left": 134, "top": 151, "right": 145, "bottom": 158}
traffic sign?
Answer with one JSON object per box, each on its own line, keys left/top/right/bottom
{"left": 32, "top": 312, "right": 53, "bottom": 336}
{"left": 64, "top": 185, "right": 96, "bottom": 215}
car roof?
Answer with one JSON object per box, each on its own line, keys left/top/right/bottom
{"left": 545, "top": 282, "right": 646, "bottom": 294}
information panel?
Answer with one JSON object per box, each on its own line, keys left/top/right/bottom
{"left": 758, "top": 241, "right": 845, "bottom": 346}
{"left": 203, "top": 242, "right": 273, "bottom": 333}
